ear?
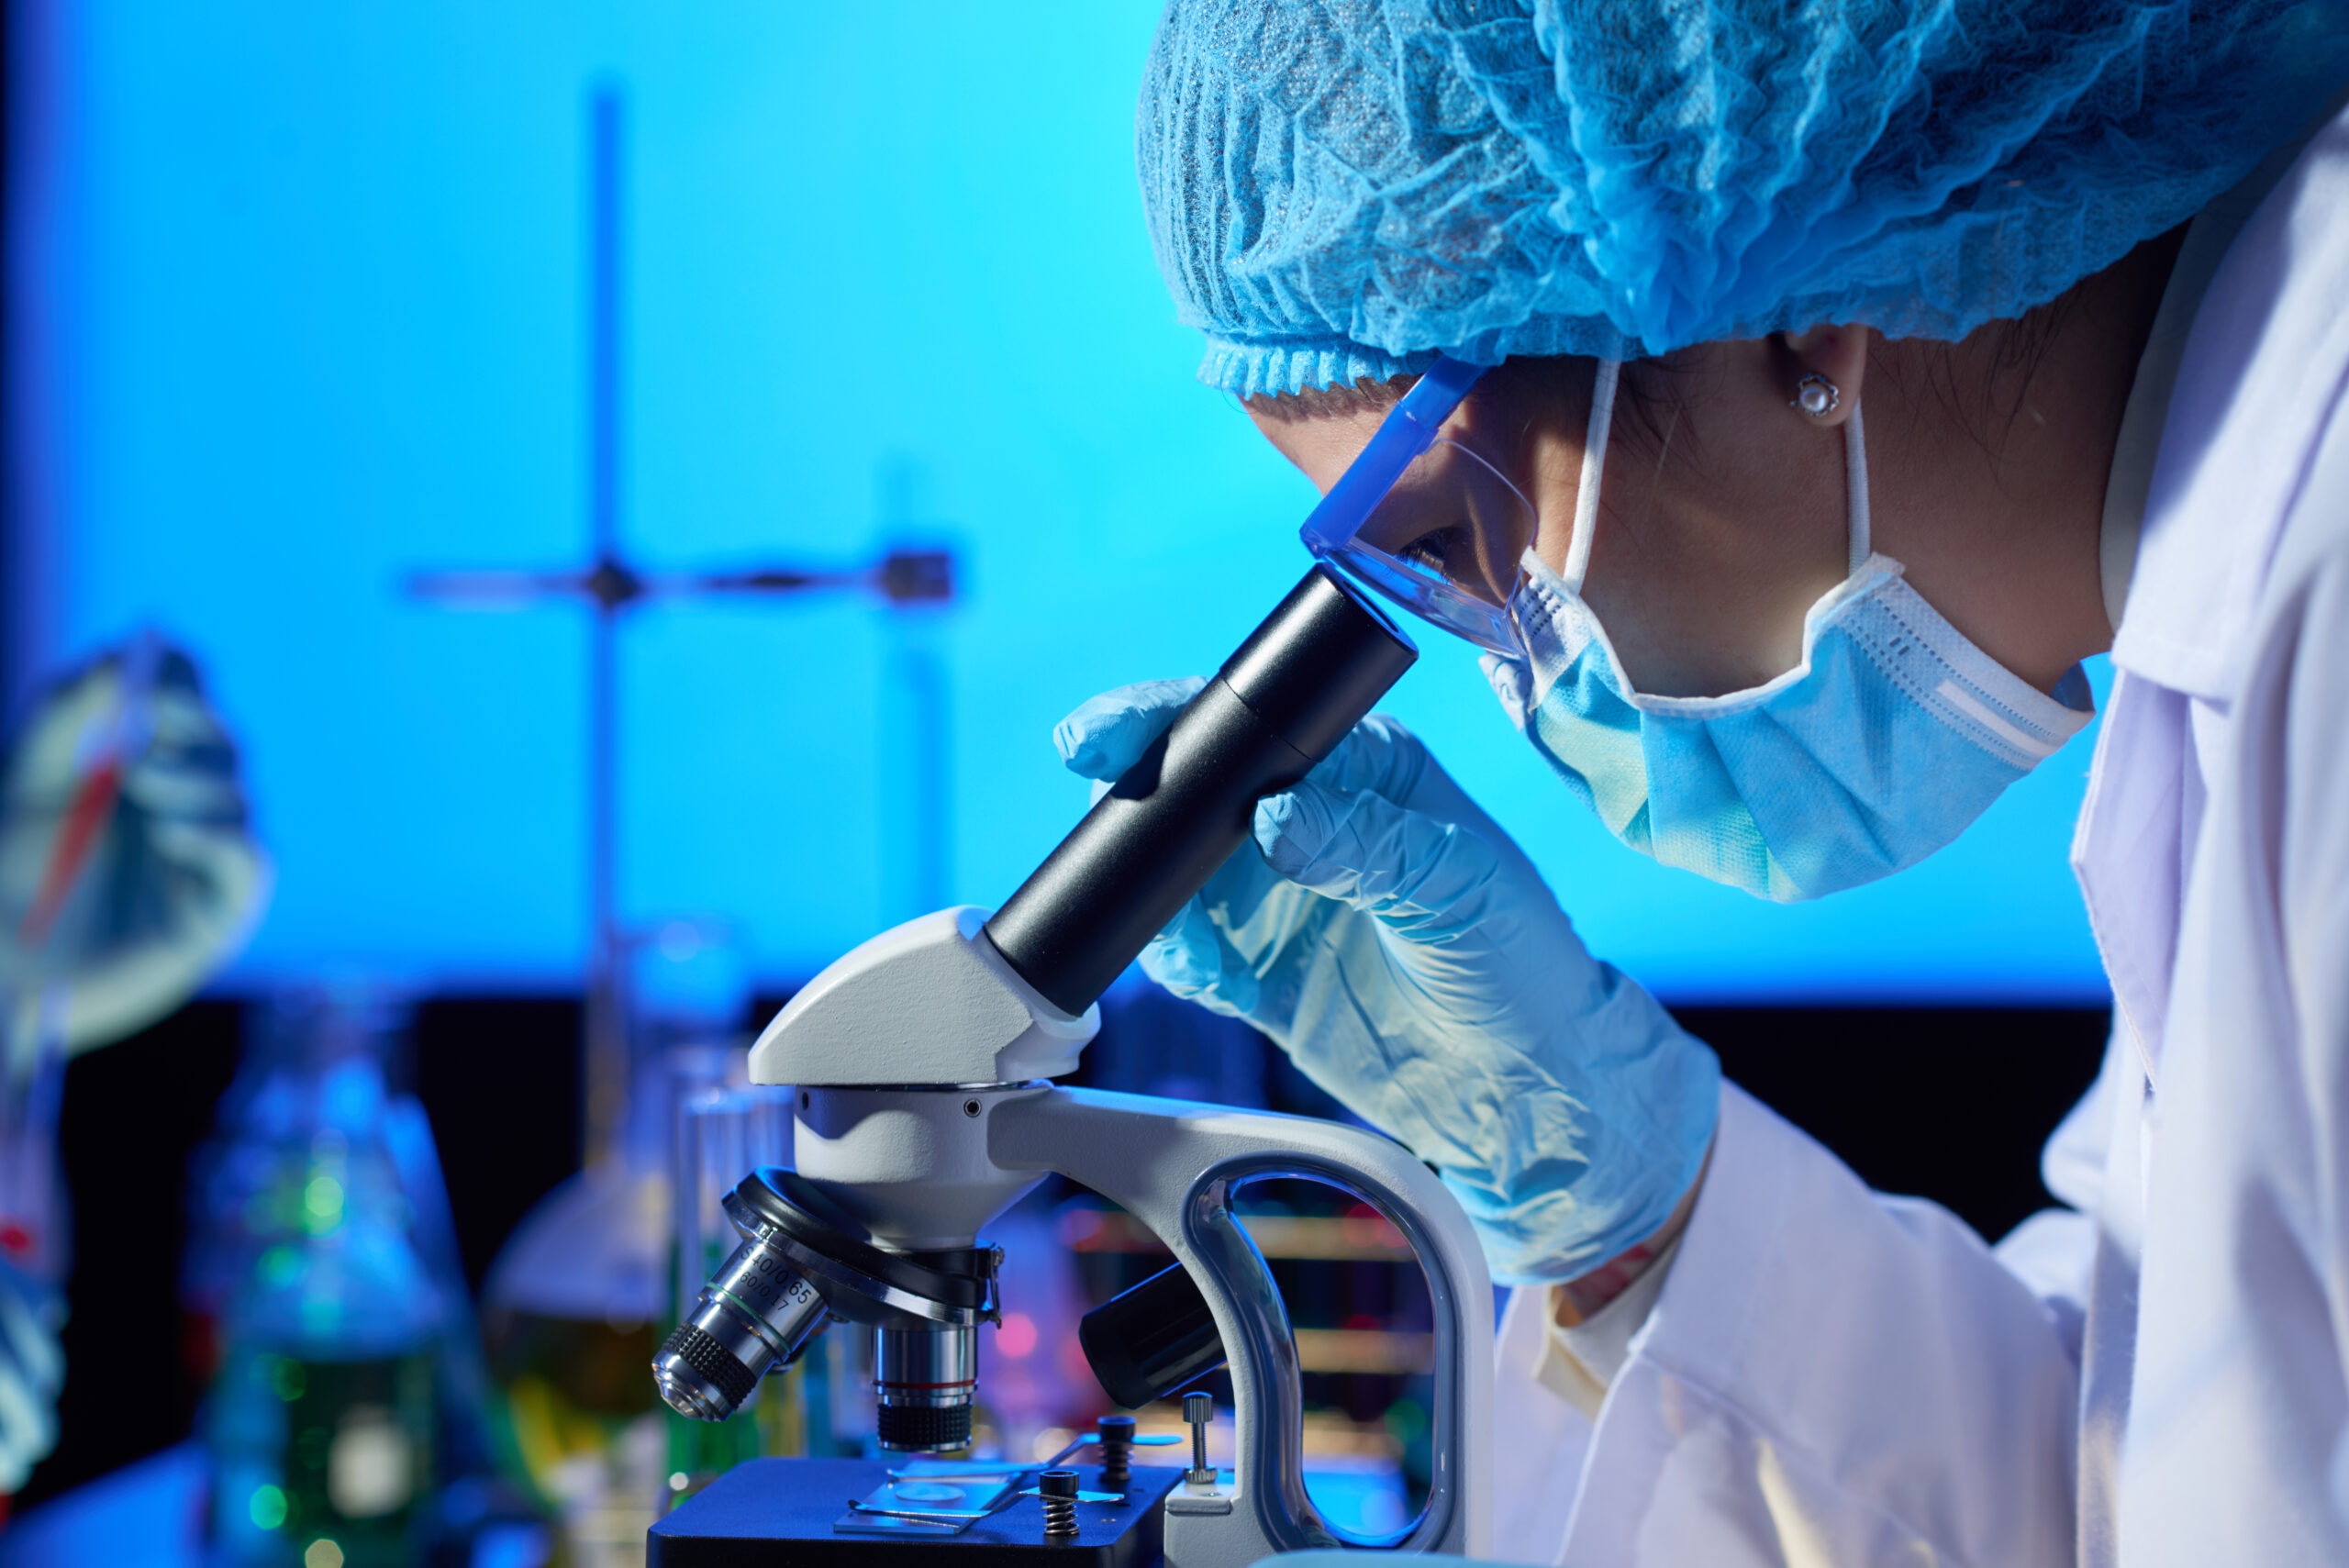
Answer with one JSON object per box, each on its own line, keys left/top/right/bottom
{"left": 1778, "top": 325, "right": 1871, "bottom": 428}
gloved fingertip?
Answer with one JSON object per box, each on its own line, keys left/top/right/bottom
{"left": 1253, "top": 782, "right": 1344, "bottom": 881}
{"left": 1053, "top": 677, "right": 1209, "bottom": 779}
{"left": 1052, "top": 717, "right": 1108, "bottom": 777}
{"left": 1143, "top": 935, "right": 1262, "bottom": 1019}
{"left": 1138, "top": 929, "right": 1217, "bottom": 999}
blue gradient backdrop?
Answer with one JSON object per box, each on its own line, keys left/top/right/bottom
{"left": 12, "top": 5, "right": 2110, "bottom": 1003}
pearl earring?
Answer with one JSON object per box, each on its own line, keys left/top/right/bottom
{"left": 1791, "top": 373, "right": 1840, "bottom": 417}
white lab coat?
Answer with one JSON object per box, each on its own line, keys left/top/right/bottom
{"left": 1490, "top": 105, "right": 2349, "bottom": 1567}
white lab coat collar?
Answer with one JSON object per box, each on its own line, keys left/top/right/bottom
{"left": 2110, "top": 100, "right": 2349, "bottom": 698}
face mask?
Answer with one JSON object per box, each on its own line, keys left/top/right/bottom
{"left": 1484, "top": 360, "right": 2094, "bottom": 902}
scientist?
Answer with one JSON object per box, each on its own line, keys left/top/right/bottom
{"left": 1063, "top": 2, "right": 2349, "bottom": 1562}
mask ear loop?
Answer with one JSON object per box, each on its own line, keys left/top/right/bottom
{"left": 1561, "top": 358, "right": 1619, "bottom": 594}
{"left": 1567, "top": 363, "right": 1868, "bottom": 585}
{"left": 1844, "top": 403, "right": 1871, "bottom": 575}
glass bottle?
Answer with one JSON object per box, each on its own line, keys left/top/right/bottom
{"left": 191, "top": 984, "right": 453, "bottom": 1568}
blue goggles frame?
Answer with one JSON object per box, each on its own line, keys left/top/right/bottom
{"left": 1296, "top": 356, "right": 1520, "bottom": 656}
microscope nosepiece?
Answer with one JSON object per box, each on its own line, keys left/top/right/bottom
{"left": 651, "top": 1233, "right": 830, "bottom": 1422}
{"left": 651, "top": 1166, "right": 1002, "bottom": 1446}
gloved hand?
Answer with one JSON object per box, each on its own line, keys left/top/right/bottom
{"left": 0, "top": 1254, "right": 63, "bottom": 1494}
{"left": 0, "top": 637, "right": 272, "bottom": 1058}
{"left": 1056, "top": 678, "right": 1719, "bottom": 1283}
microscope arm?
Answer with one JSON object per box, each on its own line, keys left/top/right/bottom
{"left": 990, "top": 1086, "right": 1494, "bottom": 1568}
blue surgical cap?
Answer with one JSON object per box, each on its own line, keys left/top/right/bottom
{"left": 1139, "top": 0, "right": 2349, "bottom": 396}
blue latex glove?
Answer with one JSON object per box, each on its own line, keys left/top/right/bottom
{"left": 0, "top": 1255, "right": 63, "bottom": 1493}
{"left": 0, "top": 637, "right": 272, "bottom": 1057}
{"left": 1056, "top": 678, "right": 1720, "bottom": 1283}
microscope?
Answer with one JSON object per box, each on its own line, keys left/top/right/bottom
{"left": 648, "top": 567, "right": 1495, "bottom": 1567}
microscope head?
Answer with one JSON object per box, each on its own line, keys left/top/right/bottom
{"left": 746, "top": 906, "right": 1096, "bottom": 1091}
{"left": 653, "top": 909, "right": 1089, "bottom": 1450}
{"left": 745, "top": 904, "right": 1096, "bottom": 1250}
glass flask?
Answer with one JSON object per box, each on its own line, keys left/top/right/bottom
{"left": 191, "top": 984, "right": 462, "bottom": 1568}
{"left": 482, "top": 920, "right": 751, "bottom": 1568}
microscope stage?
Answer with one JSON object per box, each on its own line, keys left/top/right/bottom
{"left": 649, "top": 1460, "right": 1186, "bottom": 1568}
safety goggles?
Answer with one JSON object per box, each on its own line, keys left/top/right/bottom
{"left": 1297, "top": 356, "right": 1537, "bottom": 657}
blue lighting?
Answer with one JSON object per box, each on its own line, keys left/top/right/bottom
{"left": 10, "top": 7, "right": 2110, "bottom": 1004}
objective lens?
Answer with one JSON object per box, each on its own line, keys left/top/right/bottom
{"left": 652, "top": 1234, "right": 829, "bottom": 1421}
{"left": 873, "top": 1325, "right": 976, "bottom": 1451}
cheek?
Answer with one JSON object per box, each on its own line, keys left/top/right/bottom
{"left": 1568, "top": 428, "right": 1852, "bottom": 698}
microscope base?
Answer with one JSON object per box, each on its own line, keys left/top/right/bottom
{"left": 649, "top": 1460, "right": 1186, "bottom": 1568}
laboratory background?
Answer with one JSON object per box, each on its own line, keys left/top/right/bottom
{"left": 0, "top": 6, "right": 2110, "bottom": 1566}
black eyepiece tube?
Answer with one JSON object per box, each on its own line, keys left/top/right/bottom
{"left": 985, "top": 565, "right": 1418, "bottom": 1018}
